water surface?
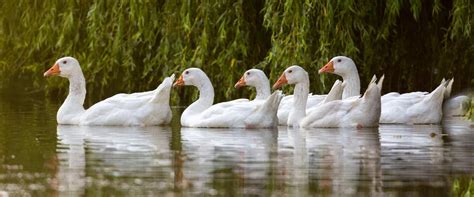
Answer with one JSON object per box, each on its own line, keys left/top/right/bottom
{"left": 0, "top": 92, "right": 473, "bottom": 196}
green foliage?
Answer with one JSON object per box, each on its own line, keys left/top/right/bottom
{"left": 452, "top": 178, "right": 473, "bottom": 197}
{"left": 0, "top": 0, "right": 473, "bottom": 105}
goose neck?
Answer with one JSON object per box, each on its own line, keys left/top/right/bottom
{"left": 341, "top": 69, "right": 360, "bottom": 99}
{"left": 180, "top": 75, "right": 215, "bottom": 125}
{"left": 57, "top": 72, "right": 86, "bottom": 124}
{"left": 288, "top": 78, "right": 309, "bottom": 127}
{"left": 293, "top": 81, "right": 309, "bottom": 115}
{"left": 64, "top": 73, "right": 86, "bottom": 107}
{"left": 194, "top": 77, "right": 214, "bottom": 108}
{"left": 254, "top": 79, "right": 271, "bottom": 100}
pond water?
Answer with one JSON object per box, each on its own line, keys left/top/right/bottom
{"left": 0, "top": 91, "right": 473, "bottom": 196}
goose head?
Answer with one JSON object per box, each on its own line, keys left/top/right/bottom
{"left": 234, "top": 69, "right": 268, "bottom": 88}
{"left": 273, "top": 65, "right": 308, "bottom": 89}
{"left": 44, "top": 57, "right": 82, "bottom": 78}
{"left": 173, "top": 68, "right": 209, "bottom": 87}
{"left": 319, "top": 56, "right": 357, "bottom": 76}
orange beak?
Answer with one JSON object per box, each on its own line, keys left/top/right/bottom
{"left": 44, "top": 63, "right": 61, "bottom": 77}
{"left": 234, "top": 76, "right": 246, "bottom": 88}
{"left": 272, "top": 73, "right": 288, "bottom": 89}
{"left": 173, "top": 75, "right": 185, "bottom": 87}
{"left": 318, "top": 61, "right": 334, "bottom": 74}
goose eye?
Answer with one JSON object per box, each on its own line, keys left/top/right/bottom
{"left": 337, "top": 59, "right": 342, "bottom": 63}
{"left": 288, "top": 70, "right": 292, "bottom": 73}
{"left": 246, "top": 72, "right": 250, "bottom": 75}
{"left": 63, "top": 60, "right": 67, "bottom": 64}
{"left": 185, "top": 71, "right": 189, "bottom": 75}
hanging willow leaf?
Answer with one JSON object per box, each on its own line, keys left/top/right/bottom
{"left": 0, "top": 0, "right": 472, "bottom": 107}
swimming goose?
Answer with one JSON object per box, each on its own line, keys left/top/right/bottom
{"left": 272, "top": 65, "right": 371, "bottom": 128}
{"left": 174, "top": 68, "right": 283, "bottom": 128}
{"left": 319, "top": 56, "right": 449, "bottom": 124}
{"left": 234, "top": 68, "right": 342, "bottom": 125}
{"left": 443, "top": 95, "right": 471, "bottom": 117}
{"left": 44, "top": 57, "right": 173, "bottom": 126}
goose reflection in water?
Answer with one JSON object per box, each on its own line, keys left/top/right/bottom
{"left": 50, "top": 120, "right": 473, "bottom": 196}
{"left": 180, "top": 126, "right": 383, "bottom": 196}
{"left": 284, "top": 127, "right": 382, "bottom": 196}
{"left": 54, "top": 125, "right": 173, "bottom": 196}
{"left": 180, "top": 127, "right": 279, "bottom": 194}
{"left": 379, "top": 124, "right": 445, "bottom": 187}
{"left": 442, "top": 119, "right": 474, "bottom": 174}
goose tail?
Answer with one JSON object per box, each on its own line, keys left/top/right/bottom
{"left": 245, "top": 91, "right": 284, "bottom": 128}
{"left": 444, "top": 78, "right": 454, "bottom": 99}
{"left": 363, "top": 75, "right": 382, "bottom": 100}
{"left": 377, "top": 74, "right": 385, "bottom": 91}
{"left": 425, "top": 80, "right": 446, "bottom": 104}
{"left": 151, "top": 74, "right": 175, "bottom": 104}
{"left": 322, "top": 80, "right": 343, "bottom": 103}
{"left": 369, "top": 75, "right": 377, "bottom": 84}
{"left": 260, "top": 90, "right": 284, "bottom": 114}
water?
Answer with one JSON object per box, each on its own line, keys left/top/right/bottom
{"left": 0, "top": 92, "right": 473, "bottom": 196}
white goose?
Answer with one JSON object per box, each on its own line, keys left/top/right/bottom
{"left": 443, "top": 95, "right": 471, "bottom": 117}
{"left": 173, "top": 68, "right": 283, "bottom": 128}
{"left": 44, "top": 57, "right": 174, "bottom": 126}
{"left": 234, "top": 68, "right": 342, "bottom": 125}
{"left": 234, "top": 69, "right": 271, "bottom": 101}
{"left": 319, "top": 56, "right": 449, "bottom": 124}
{"left": 272, "top": 65, "right": 378, "bottom": 128}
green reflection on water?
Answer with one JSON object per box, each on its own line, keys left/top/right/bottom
{"left": 0, "top": 90, "right": 58, "bottom": 195}
{"left": 452, "top": 177, "right": 474, "bottom": 197}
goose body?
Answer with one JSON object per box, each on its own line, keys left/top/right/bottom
{"left": 273, "top": 65, "right": 376, "bottom": 128}
{"left": 380, "top": 82, "right": 447, "bottom": 124}
{"left": 300, "top": 76, "right": 382, "bottom": 128}
{"left": 443, "top": 95, "right": 471, "bottom": 117}
{"left": 174, "top": 68, "right": 283, "bottom": 128}
{"left": 381, "top": 78, "right": 452, "bottom": 103}
{"left": 276, "top": 94, "right": 326, "bottom": 125}
{"left": 44, "top": 57, "right": 173, "bottom": 126}
{"left": 319, "top": 56, "right": 449, "bottom": 124}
